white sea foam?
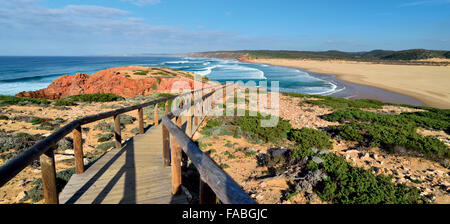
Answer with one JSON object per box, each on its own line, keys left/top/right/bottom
{"left": 194, "top": 65, "right": 217, "bottom": 76}
{"left": 215, "top": 64, "right": 267, "bottom": 80}
{"left": 164, "top": 60, "right": 189, "bottom": 64}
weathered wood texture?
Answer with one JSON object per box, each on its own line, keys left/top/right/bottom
{"left": 114, "top": 114, "right": 122, "bottom": 149}
{"left": 138, "top": 108, "right": 144, "bottom": 134}
{"left": 59, "top": 125, "right": 187, "bottom": 204}
{"left": 162, "top": 116, "right": 256, "bottom": 204}
{"left": 73, "top": 125, "right": 84, "bottom": 174}
{"left": 40, "top": 148, "right": 59, "bottom": 204}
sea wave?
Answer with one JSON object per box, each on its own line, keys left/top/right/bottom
{"left": 164, "top": 60, "right": 189, "bottom": 64}
{"left": 0, "top": 74, "right": 62, "bottom": 82}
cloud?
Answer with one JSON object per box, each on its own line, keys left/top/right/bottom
{"left": 122, "top": 0, "right": 161, "bottom": 6}
{"left": 398, "top": 0, "right": 450, "bottom": 7}
{"left": 0, "top": 0, "right": 292, "bottom": 55}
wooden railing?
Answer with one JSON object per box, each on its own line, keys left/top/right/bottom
{"left": 0, "top": 83, "right": 256, "bottom": 204}
{"left": 163, "top": 84, "right": 256, "bottom": 204}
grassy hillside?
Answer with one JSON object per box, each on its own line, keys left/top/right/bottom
{"left": 192, "top": 49, "right": 450, "bottom": 63}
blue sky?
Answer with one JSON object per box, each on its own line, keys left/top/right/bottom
{"left": 0, "top": 0, "right": 449, "bottom": 55}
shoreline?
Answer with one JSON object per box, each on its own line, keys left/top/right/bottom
{"left": 235, "top": 59, "right": 426, "bottom": 107}
{"left": 246, "top": 58, "right": 450, "bottom": 109}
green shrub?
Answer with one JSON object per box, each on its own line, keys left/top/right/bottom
{"left": 69, "top": 93, "right": 123, "bottom": 102}
{"left": 230, "top": 112, "right": 292, "bottom": 143}
{"left": 119, "top": 114, "right": 136, "bottom": 125}
{"left": 328, "top": 122, "right": 449, "bottom": 161}
{"left": 0, "top": 115, "right": 8, "bottom": 120}
{"left": 133, "top": 70, "right": 149, "bottom": 75}
{"left": 57, "top": 137, "right": 73, "bottom": 151}
{"left": 94, "top": 121, "right": 115, "bottom": 132}
{"left": 288, "top": 128, "right": 333, "bottom": 150}
{"left": 282, "top": 92, "right": 385, "bottom": 109}
{"left": 0, "top": 132, "right": 42, "bottom": 154}
{"left": 97, "top": 133, "right": 113, "bottom": 142}
{"left": 323, "top": 108, "right": 449, "bottom": 132}
{"left": 204, "top": 119, "right": 223, "bottom": 129}
{"left": 96, "top": 141, "right": 116, "bottom": 150}
{"left": 0, "top": 95, "right": 50, "bottom": 106}
{"left": 316, "top": 151, "right": 425, "bottom": 204}
{"left": 29, "top": 118, "right": 51, "bottom": 125}
{"left": 277, "top": 148, "right": 426, "bottom": 204}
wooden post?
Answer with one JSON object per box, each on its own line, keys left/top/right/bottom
{"left": 186, "top": 93, "right": 193, "bottom": 137}
{"left": 114, "top": 114, "right": 122, "bottom": 149}
{"left": 165, "top": 101, "right": 169, "bottom": 115}
{"left": 73, "top": 125, "right": 84, "bottom": 174}
{"left": 40, "top": 147, "right": 58, "bottom": 204}
{"left": 162, "top": 101, "right": 171, "bottom": 166}
{"left": 162, "top": 123, "right": 171, "bottom": 166}
{"left": 200, "top": 179, "right": 217, "bottom": 204}
{"left": 223, "top": 87, "right": 226, "bottom": 106}
{"left": 171, "top": 116, "right": 182, "bottom": 194}
{"left": 138, "top": 108, "right": 144, "bottom": 134}
{"left": 211, "top": 88, "right": 216, "bottom": 108}
{"left": 154, "top": 104, "right": 159, "bottom": 125}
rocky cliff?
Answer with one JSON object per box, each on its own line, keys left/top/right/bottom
{"left": 16, "top": 66, "right": 207, "bottom": 99}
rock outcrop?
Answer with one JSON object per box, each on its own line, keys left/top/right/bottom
{"left": 16, "top": 66, "right": 206, "bottom": 99}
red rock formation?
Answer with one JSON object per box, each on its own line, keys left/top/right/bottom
{"left": 237, "top": 53, "right": 251, "bottom": 62}
{"left": 16, "top": 66, "right": 206, "bottom": 99}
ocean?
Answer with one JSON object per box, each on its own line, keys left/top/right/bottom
{"left": 0, "top": 56, "right": 343, "bottom": 96}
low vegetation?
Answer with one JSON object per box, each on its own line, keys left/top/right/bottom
{"left": 288, "top": 128, "right": 333, "bottom": 150}
{"left": 323, "top": 108, "right": 450, "bottom": 164}
{"left": 229, "top": 112, "right": 292, "bottom": 143}
{"left": 286, "top": 148, "right": 426, "bottom": 204}
{"left": 283, "top": 92, "right": 385, "bottom": 109}
{"left": 0, "top": 132, "right": 43, "bottom": 162}
{"left": 133, "top": 70, "right": 150, "bottom": 75}
{"left": 68, "top": 93, "right": 123, "bottom": 102}
{"left": 196, "top": 49, "right": 450, "bottom": 62}
{"left": 0, "top": 95, "right": 50, "bottom": 106}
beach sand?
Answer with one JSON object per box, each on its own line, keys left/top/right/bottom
{"left": 249, "top": 59, "right": 450, "bottom": 109}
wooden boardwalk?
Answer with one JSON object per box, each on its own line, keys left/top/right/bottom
{"left": 59, "top": 125, "right": 187, "bottom": 204}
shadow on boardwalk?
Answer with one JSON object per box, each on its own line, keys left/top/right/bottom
{"left": 59, "top": 125, "right": 187, "bottom": 204}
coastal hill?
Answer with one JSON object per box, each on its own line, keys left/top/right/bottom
{"left": 189, "top": 49, "right": 450, "bottom": 109}
{"left": 189, "top": 49, "right": 450, "bottom": 65}
{"left": 16, "top": 66, "right": 209, "bottom": 100}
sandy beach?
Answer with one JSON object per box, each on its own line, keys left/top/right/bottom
{"left": 249, "top": 59, "right": 450, "bottom": 109}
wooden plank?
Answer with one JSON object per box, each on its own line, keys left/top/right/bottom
{"left": 59, "top": 125, "right": 187, "bottom": 204}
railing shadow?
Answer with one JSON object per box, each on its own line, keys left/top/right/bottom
{"left": 64, "top": 138, "right": 137, "bottom": 204}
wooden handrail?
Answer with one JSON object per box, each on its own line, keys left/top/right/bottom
{"left": 162, "top": 116, "right": 256, "bottom": 204}
{"left": 162, "top": 83, "right": 256, "bottom": 204}
{"left": 0, "top": 84, "right": 221, "bottom": 188}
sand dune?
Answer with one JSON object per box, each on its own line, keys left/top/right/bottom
{"left": 250, "top": 59, "right": 450, "bottom": 109}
